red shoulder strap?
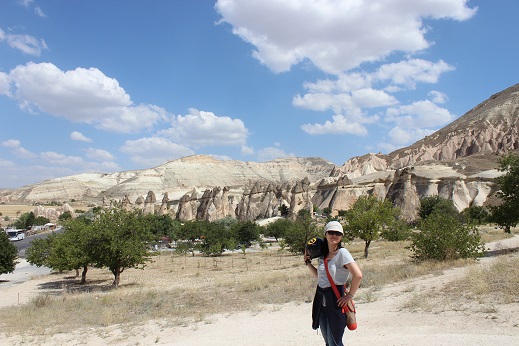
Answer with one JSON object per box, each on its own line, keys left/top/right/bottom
{"left": 324, "top": 257, "right": 341, "bottom": 300}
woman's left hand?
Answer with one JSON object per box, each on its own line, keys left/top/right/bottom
{"left": 337, "top": 293, "right": 353, "bottom": 308}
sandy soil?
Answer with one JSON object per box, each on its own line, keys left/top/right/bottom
{"left": 1, "top": 236, "right": 518, "bottom": 345}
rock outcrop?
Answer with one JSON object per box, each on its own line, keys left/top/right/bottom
{"left": 1, "top": 84, "right": 518, "bottom": 223}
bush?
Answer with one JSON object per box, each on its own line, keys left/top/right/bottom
{"left": 408, "top": 212, "right": 484, "bottom": 261}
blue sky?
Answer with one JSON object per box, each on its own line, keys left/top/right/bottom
{"left": 0, "top": 0, "right": 517, "bottom": 189}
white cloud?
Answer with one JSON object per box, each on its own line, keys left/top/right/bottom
{"left": 257, "top": 147, "right": 294, "bottom": 162}
{"left": 373, "top": 59, "right": 454, "bottom": 89}
{"left": 428, "top": 90, "right": 448, "bottom": 104}
{"left": 5, "top": 62, "right": 167, "bottom": 133}
{"left": 241, "top": 145, "right": 254, "bottom": 156}
{"left": 378, "top": 100, "right": 455, "bottom": 149}
{"left": 40, "top": 151, "right": 84, "bottom": 166}
{"left": 17, "top": 0, "right": 46, "bottom": 17}
{"left": 216, "top": 0, "right": 476, "bottom": 74}
{"left": 0, "top": 28, "right": 48, "bottom": 56}
{"left": 387, "top": 126, "right": 435, "bottom": 146}
{"left": 120, "top": 137, "right": 195, "bottom": 167}
{"left": 160, "top": 108, "right": 249, "bottom": 147}
{"left": 293, "top": 88, "right": 397, "bottom": 115}
{"left": 2, "top": 139, "right": 21, "bottom": 148}
{"left": 84, "top": 148, "right": 114, "bottom": 161}
{"left": 70, "top": 131, "right": 92, "bottom": 142}
{"left": 2, "top": 139, "right": 37, "bottom": 159}
{"left": 301, "top": 114, "right": 369, "bottom": 136}
{"left": 0, "top": 159, "right": 15, "bottom": 168}
{"left": 385, "top": 100, "right": 454, "bottom": 129}
{"left": 0, "top": 71, "right": 11, "bottom": 96}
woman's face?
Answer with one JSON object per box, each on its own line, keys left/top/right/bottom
{"left": 325, "top": 230, "right": 343, "bottom": 247}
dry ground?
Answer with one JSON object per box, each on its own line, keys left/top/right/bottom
{"left": 0, "top": 228, "right": 518, "bottom": 345}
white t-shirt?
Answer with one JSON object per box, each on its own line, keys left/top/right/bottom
{"left": 317, "top": 248, "right": 355, "bottom": 288}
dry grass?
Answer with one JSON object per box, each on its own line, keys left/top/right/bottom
{"left": 0, "top": 226, "right": 516, "bottom": 337}
{"left": 0, "top": 249, "right": 315, "bottom": 335}
{"left": 400, "top": 255, "right": 519, "bottom": 314}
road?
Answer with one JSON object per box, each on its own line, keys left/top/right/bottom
{"left": 12, "top": 227, "right": 63, "bottom": 258}
{"left": 0, "top": 229, "right": 62, "bottom": 287}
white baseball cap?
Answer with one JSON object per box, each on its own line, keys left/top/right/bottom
{"left": 324, "top": 221, "right": 344, "bottom": 235}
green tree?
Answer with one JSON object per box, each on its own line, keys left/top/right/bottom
{"left": 278, "top": 204, "right": 289, "bottom": 217}
{"left": 381, "top": 218, "right": 411, "bottom": 241}
{"left": 408, "top": 212, "right": 484, "bottom": 261}
{"left": 25, "top": 211, "right": 36, "bottom": 229}
{"left": 419, "top": 196, "right": 459, "bottom": 220}
{"left": 59, "top": 218, "right": 93, "bottom": 283}
{"left": 462, "top": 205, "right": 489, "bottom": 225}
{"left": 33, "top": 216, "right": 50, "bottom": 226}
{"left": 283, "top": 209, "right": 319, "bottom": 254}
{"left": 264, "top": 218, "right": 293, "bottom": 241}
{"left": 198, "top": 221, "right": 235, "bottom": 256}
{"left": 26, "top": 219, "right": 93, "bottom": 284}
{"left": 26, "top": 234, "right": 56, "bottom": 268}
{"left": 345, "top": 195, "right": 401, "bottom": 258}
{"left": 337, "top": 210, "right": 347, "bottom": 217}
{"left": 87, "top": 207, "right": 155, "bottom": 287}
{"left": 58, "top": 211, "right": 73, "bottom": 222}
{"left": 13, "top": 212, "right": 31, "bottom": 229}
{"left": 233, "top": 221, "right": 260, "bottom": 246}
{"left": 141, "top": 214, "right": 178, "bottom": 239}
{"left": 490, "top": 153, "right": 519, "bottom": 233}
{"left": 0, "top": 231, "right": 18, "bottom": 274}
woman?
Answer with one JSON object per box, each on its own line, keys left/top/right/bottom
{"left": 305, "top": 221, "right": 363, "bottom": 346}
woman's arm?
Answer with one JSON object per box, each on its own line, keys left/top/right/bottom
{"left": 337, "top": 261, "right": 362, "bottom": 307}
{"left": 304, "top": 251, "right": 318, "bottom": 278}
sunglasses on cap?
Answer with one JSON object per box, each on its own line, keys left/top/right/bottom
{"left": 326, "top": 231, "right": 343, "bottom": 236}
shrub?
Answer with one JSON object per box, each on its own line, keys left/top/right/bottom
{"left": 408, "top": 212, "right": 485, "bottom": 261}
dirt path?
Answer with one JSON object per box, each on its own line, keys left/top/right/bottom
{"left": 1, "top": 236, "right": 518, "bottom": 345}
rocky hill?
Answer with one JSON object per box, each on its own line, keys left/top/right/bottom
{"left": 1, "top": 83, "right": 518, "bottom": 222}
{"left": 0, "top": 155, "right": 334, "bottom": 206}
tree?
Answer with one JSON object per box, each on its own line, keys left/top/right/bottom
{"left": 141, "top": 214, "right": 179, "bottom": 239}
{"left": 408, "top": 212, "right": 484, "bottom": 261}
{"left": 25, "top": 211, "right": 36, "bottom": 229}
{"left": 33, "top": 216, "right": 50, "bottom": 226}
{"left": 418, "top": 196, "right": 459, "bottom": 220}
{"left": 233, "top": 221, "right": 260, "bottom": 246}
{"left": 58, "top": 218, "right": 93, "bottom": 283}
{"left": 278, "top": 204, "right": 289, "bottom": 217}
{"left": 12, "top": 212, "right": 31, "bottom": 229}
{"left": 26, "top": 219, "right": 93, "bottom": 284}
{"left": 26, "top": 235, "right": 56, "bottom": 268}
{"left": 490, "top": 153, "right": 519, "bottom": 233}
{"left": 283, "top": 209, "right": 320, "bottom": 254}
{"left": 462, "top": 205, "right": 489, "bottom": 225}
{"left": 58, "top": 211, "right": 73, "bottom": 222}
{"left": 380, "top": 218, "right": 411, "bottom": 241}
{"left": 345, "top": 195, "right": 401, "bottom": 258}
{"left": 87, "top": 207, "right": 155, "bottom": 287}
{"left": 0, "top": 231, "right": 18, "bottom": 274}
{"left": 264, "top": 218, "right": 293, "bottom": 241}
{"left": 198, "top": 221, "right": 235, "bottom": 256}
